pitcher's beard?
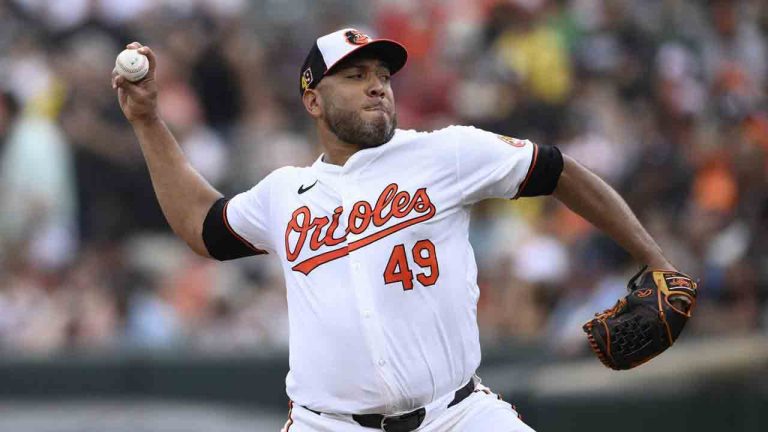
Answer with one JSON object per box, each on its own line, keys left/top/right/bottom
{"left": 324, "top": 102, "right": 397, "bottom": 149}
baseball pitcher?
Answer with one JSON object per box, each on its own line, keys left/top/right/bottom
{"left": 112, "top": 28, "right": 697, "bottom": 432}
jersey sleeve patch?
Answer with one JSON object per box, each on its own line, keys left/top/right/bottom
{"left": 514, "top": 144, "right": 563, "bottom": 198}
{"left": 452, "top": 126, "right": 540, "bottom": 204}
{"left": 496, "top": 134, "right": 528, "bottom": 148}
{"left": 203, "top": 198, "right": 268, "bottom": 261}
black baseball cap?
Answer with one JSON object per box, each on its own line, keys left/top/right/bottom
{"left": 299, "top": 28, "right": 408, "bottom": 97}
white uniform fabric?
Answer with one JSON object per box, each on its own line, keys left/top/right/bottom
{"left": 226, "top": 126, "right": 536, "bottom": 415}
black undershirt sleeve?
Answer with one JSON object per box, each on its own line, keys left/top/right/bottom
{"left": 203, "top": 198, "right": 268, "bottom": 261}
{"left": 516, "top": 145, "right": 564, "bottom": 198}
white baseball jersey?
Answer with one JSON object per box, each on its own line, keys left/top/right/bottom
{"left": 224, "top": 125, "right": 537, "bottom": 415}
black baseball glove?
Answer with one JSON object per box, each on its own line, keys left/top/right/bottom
{"left": 582, "top": 266, "right": 698, "bottom": 370}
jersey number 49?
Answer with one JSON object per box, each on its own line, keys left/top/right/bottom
{"left": 383, "top": 239, "right": 439, "bottom": 291}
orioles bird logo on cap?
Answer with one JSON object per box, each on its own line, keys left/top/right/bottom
{"left": 345, "top": 29, "right": 370, "bottom": 45}
{"left": 301, "top": 68, "right": 314, "bottom": 91}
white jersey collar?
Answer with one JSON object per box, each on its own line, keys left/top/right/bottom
{"left": 312, "top": 130, "right": 403, "bottom": 174}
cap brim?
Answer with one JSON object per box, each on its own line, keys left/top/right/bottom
{"left": 326, "top": 39, "right": 408, "bottom": 76}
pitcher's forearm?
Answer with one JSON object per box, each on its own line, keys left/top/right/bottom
{"left": 132, "top": 118, "right": 221, "bottom": 256}
{"left": 553, "top": 155, "right": 674, "bottom": 270}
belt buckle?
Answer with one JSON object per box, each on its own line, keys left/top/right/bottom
{"left": 380, "top": 407, "right": 426, "bottom": 432}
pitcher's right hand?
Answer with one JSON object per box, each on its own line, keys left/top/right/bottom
{"left": 111, "top": 42, "right": 159, "bottom": 125}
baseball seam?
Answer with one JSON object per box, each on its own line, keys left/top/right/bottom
{"left": 118, "top": 56, "right": 147, "bottom": 73}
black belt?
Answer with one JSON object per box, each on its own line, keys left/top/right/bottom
{"left": 306, "top": 378, "right": 475, "bottom": 432}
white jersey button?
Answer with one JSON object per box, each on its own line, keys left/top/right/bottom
{"left": 378, "top": 359, "right": 386, "bottom": 367}
{"left": 363, "top": 310, "right": 372, "bottom": 318}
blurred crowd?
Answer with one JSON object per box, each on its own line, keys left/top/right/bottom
{"left": 0, "top": 0, "right": 766, "bottom": 358}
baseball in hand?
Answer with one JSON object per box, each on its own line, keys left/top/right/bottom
{"left": 114, "top": 49, "right": 149, "bottom": 82}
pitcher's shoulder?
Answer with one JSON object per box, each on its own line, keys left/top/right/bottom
{"left": 392, "top": 125, "right": 470, "bottom": 146}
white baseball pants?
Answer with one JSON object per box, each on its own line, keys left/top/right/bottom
{"left": 281, "top": 384, "right": 536, "bottom": 432}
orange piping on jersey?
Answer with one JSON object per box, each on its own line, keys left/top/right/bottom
{"left": 291, "top": 204, "right": 437, "bottom": 275}
{"left": 513, "top": 143, "right": 539, "bottom": 199}
{"left": 223, "top": 200, "right": 268, "bottom": 254}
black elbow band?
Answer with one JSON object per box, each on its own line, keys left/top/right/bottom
{"left": 203, "top": 198, "right": 267, "bottom": 261}
{"left": 517, "top": 145, "right": 564, "bottom": 198}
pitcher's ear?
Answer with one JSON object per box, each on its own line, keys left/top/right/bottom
{"left": 303, "top": 89, "right": 322, "bottom": 118}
